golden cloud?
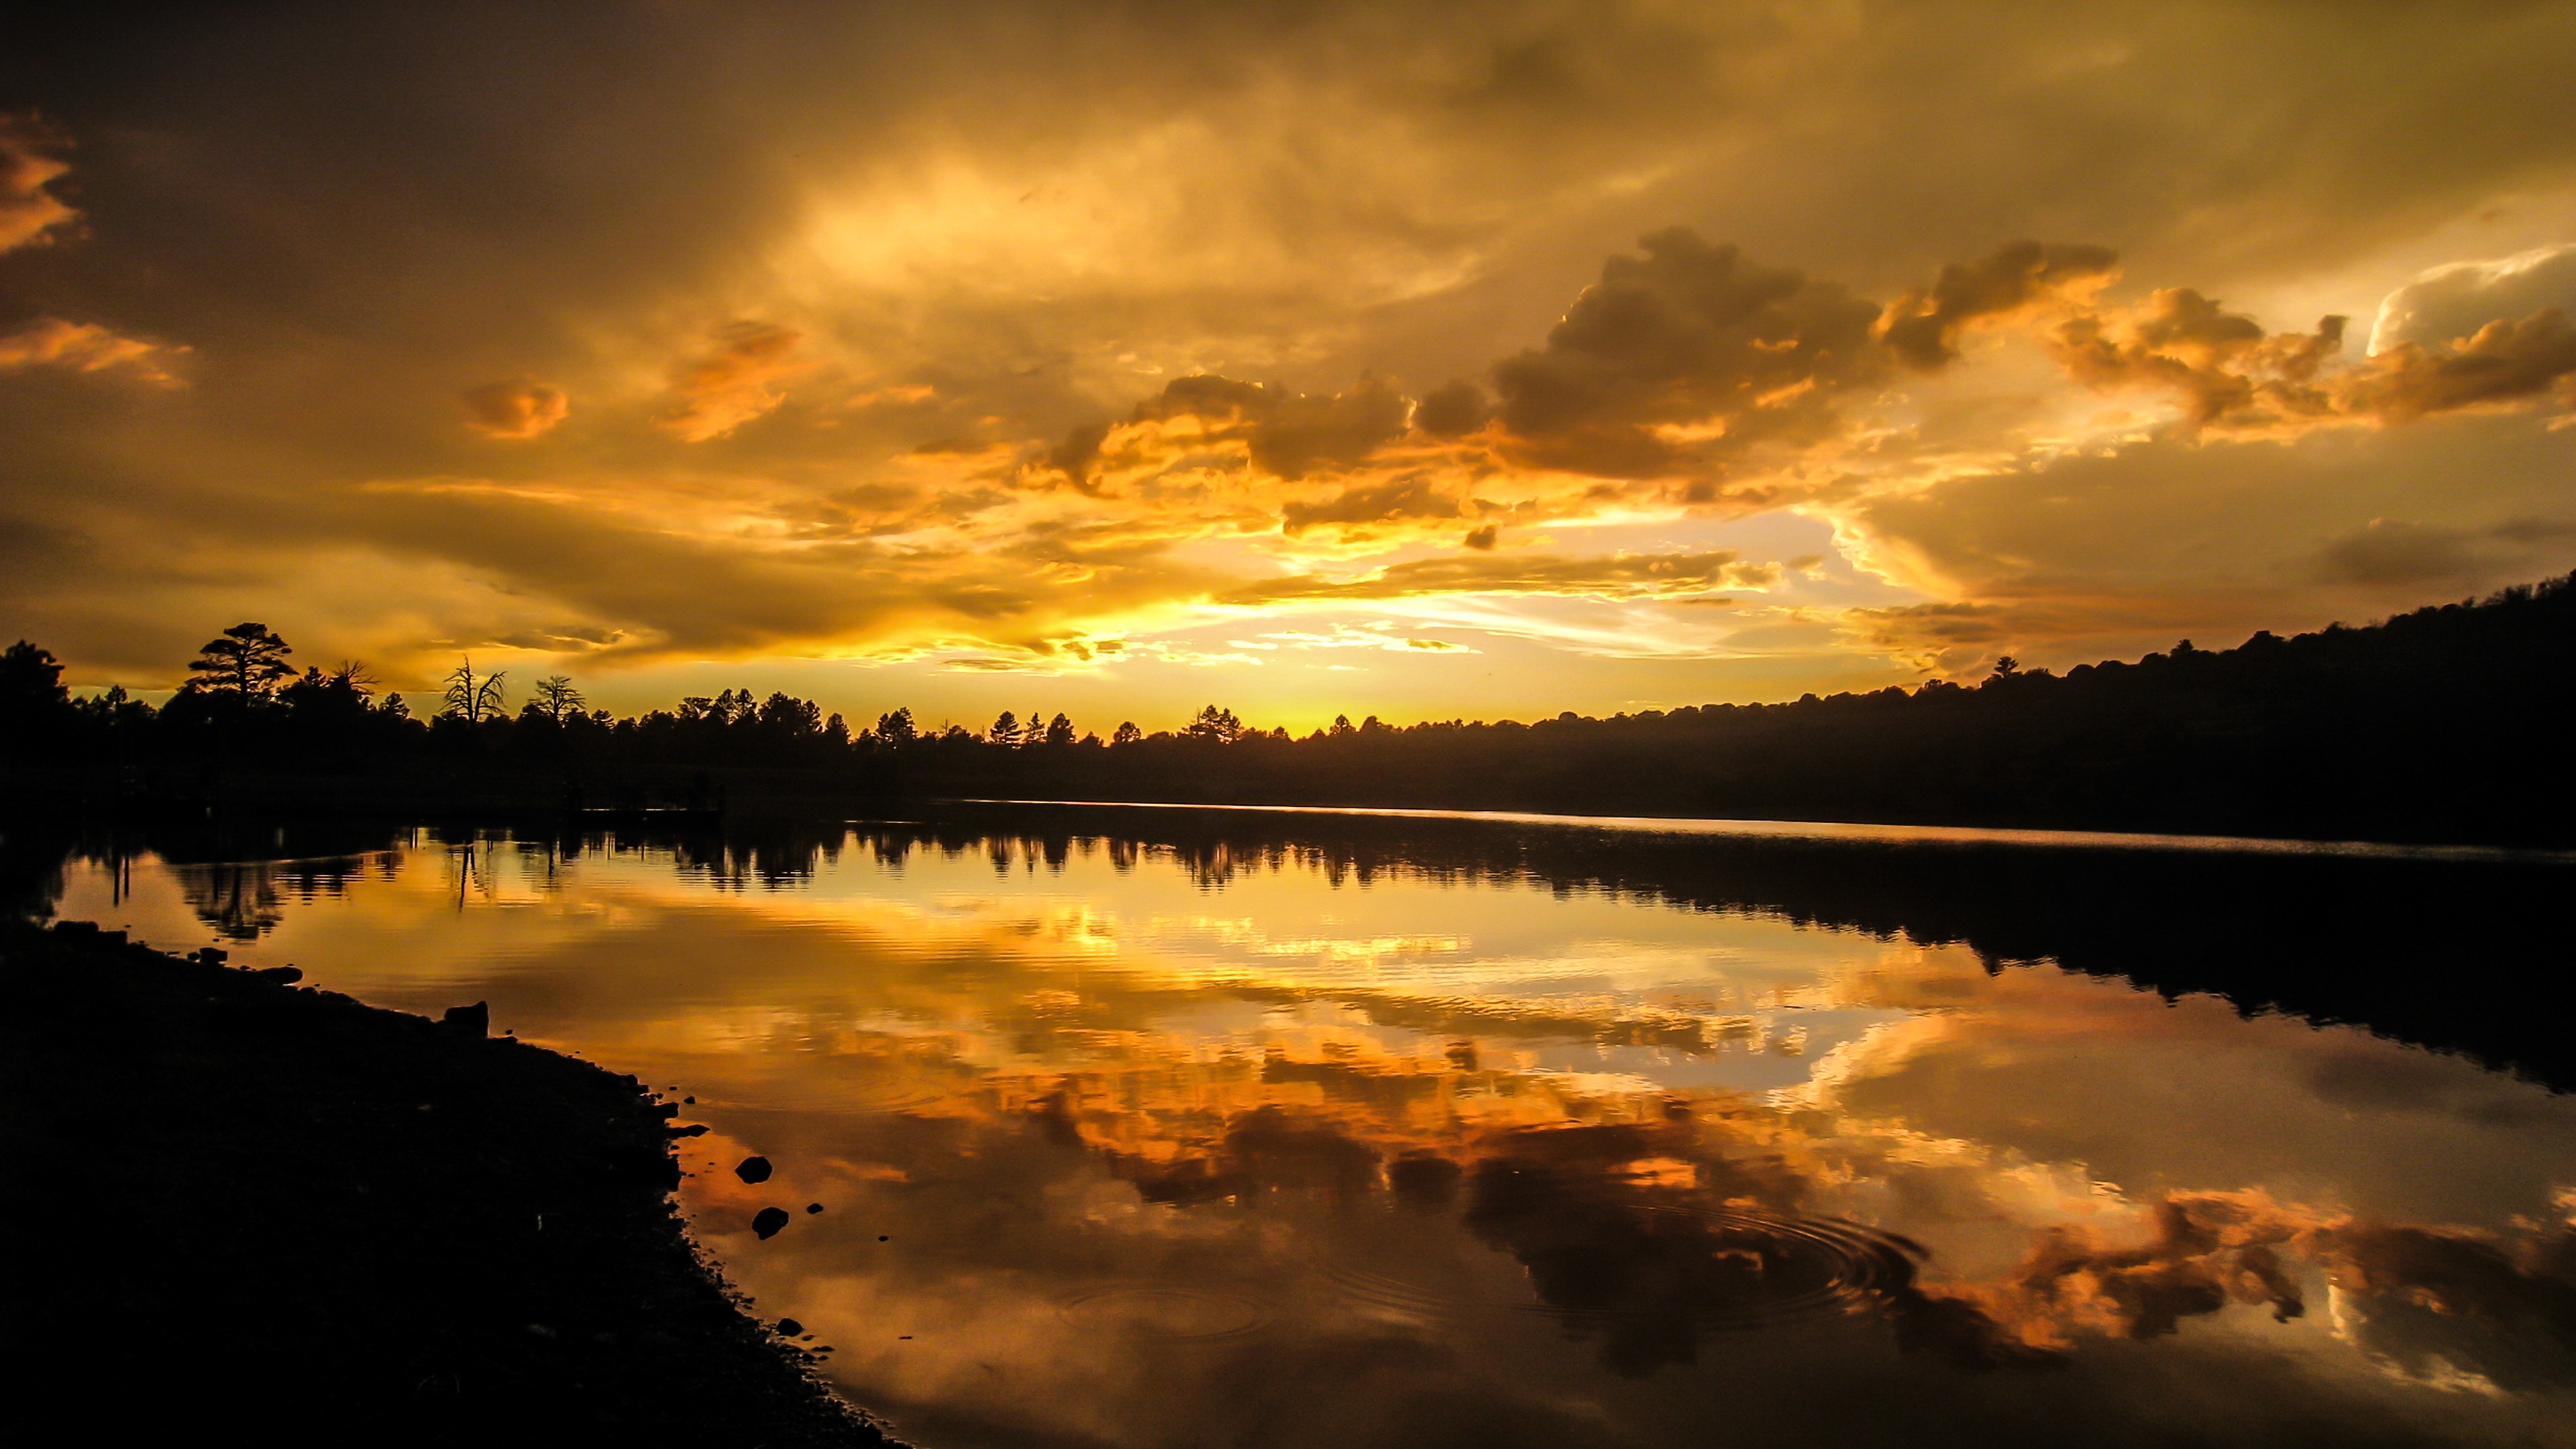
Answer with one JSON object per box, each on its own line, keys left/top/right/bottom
{"left": 0, "top": 317, "right": 183, "bottom": 385}
{"left": 2048, "top": 289, "right": 2344, "bottom": 430}
{"left": 1228, "top": 549, "right": 1778, "bottom": 606}
{"left": 1488, "top": 229, "right": 1890, "bottom": 482}
{"left": 2344, "top": 309, "right": 2576, "bottom": 421}
{"left": 2369, "top": 243, "right": 2576, "bottom": 354}
{"left": 2047, "top": 287, "right": 2576, "bottom": 435}
{"left": 1876, "top": 240, "right": 2119, "bottom": 370}
{"left": 460, "top": 379, "right": 569, "bottom": 439}
{"left": 0, "top": 115, "right": 75, "bottom": 254}
{"left": 658, "top": 321, "right": 804, "bottom": 442}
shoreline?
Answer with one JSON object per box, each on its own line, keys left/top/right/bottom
{"left": 0, "top": 917, "right": 898, "bottom": 1445}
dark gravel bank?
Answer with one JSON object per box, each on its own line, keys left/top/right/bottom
{"left": 0, "top": 918, "right": 898, "bottom": 1446}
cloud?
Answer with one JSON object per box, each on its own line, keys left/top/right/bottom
{"left": 1069, "top": 372, "right": 1413, "bottom": 486}
{"left": 2045, "top": 267, "right": 2576, "bottom": 434}
{"left": 2341, "top": 309, "right": 2576, "bottom": 421}
{"left": 1238, "top": 623, "right": 1479, "bottom": 655}
{"left": 0, "top": 317, "right": 182, "bottom": 384}
{"left": 2047, "top": 289, "right": 2345, "bottom": 430}
{"left": 2370, "top": 242, "right": 2576, "bottom": 354}
{"left": 1825, "top": 416, "right": 2576, "bottom": 670}
{"left": 1876, "top": 240, "right": 2119, "bottom": 370}
{"left": 460, "top": 379, "right": 568, "bottom": 439}
{"left": 0, "top": 115, "right": 75, "bottom": 253}
{"left": 1411, "top": 380, "right": 1490, "bottom": 437}
{"left": 1229, "top": 549, "right": 1777, "bottom": 606}
{"left": 1920, "top": 1186, "right": 2576, "bottom": 1390}
{"left": 1279, "top": 474, "right": 1464, "bottom": 535}
{"left": 1246, "top": 375, "right": 1412, "bottom": 480}
{"left": 1487, "top": 228, "right": 1887, "bottom": 480}
{"left": 2316, "top": 515, "right": 2576, "bottom": 588}
{"left": 658, "top": 321, "right": 804, "bottom": 441}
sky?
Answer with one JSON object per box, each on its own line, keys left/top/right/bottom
{"left": 5, "top": 1, "right": 2576, "bottom": 733}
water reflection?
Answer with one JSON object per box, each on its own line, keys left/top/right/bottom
{"left": 18, "top": 806, "right": 2576, "bottom": 1446}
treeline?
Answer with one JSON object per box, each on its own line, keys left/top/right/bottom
{"left": 5, "top": 574, "right": 2574, "bottom": 844}
{"left": 0, "top": 625, "right": 875, "bottom": 776}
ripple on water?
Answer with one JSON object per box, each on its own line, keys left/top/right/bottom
{"left": 1323, "top": 1209, "right": 1925, "bottom": 1331}
{"left": 1058, "top": 1285, "right": 1274, "bottom": 1341}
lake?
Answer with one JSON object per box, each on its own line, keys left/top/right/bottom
{"left": 26, "top": 804, "right": 2576, "bottom": 1447}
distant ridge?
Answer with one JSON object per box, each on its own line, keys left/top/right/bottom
{"left": 5, "top": 573, "right": 2571, "bottom": 847}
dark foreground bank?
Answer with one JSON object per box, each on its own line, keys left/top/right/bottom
{"left": 0, "top": 919, "right": 895, "bottom": 1446}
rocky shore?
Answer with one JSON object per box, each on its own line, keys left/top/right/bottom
{"left": 0, "top": 917, "right": 896, "bottom": 1446}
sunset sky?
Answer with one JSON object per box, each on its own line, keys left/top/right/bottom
{"left": 5, "top": 2, "right": 2575, "bottom": 731}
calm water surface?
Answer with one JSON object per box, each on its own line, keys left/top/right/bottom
{"left": 39, "top": 809, "right": 2576, "bottom": 1448}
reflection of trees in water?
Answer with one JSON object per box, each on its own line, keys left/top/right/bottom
{"left": 180, "top": 861, "right": 286, "bottom": 940}
{"left": 533, "top": 807, "right": 2575, "bottom": 1082}
{"left": 17, "top": 806, "right": 2573, "bottom": 1082}
{"left": 13, "top": 815, "right": 413, "bottom": 940}
{"left": 665, "top": 831, "right": 845, "bottom": 892}
{"left": 180, "top": 854, "right": 390, "bottom": 940}
{"left": 888, "top": 806, "right": 2576, "bottom": 1088}
{"left": 0, "top": 815, "right": 80, "bottom": 919}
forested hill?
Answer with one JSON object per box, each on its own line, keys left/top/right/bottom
{"left": 4, "top": 574, "right": 2572, "bottom": 847}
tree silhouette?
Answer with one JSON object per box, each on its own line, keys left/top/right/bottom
{"left": 1044, "top": 712, "right": 1075, "bottom": 746}
{"left": 1112, "top": 720, "right": 1142, "bottom": 745}
{"left": 0, "top": 640, "right": 70, "bottom": 749}
{"left": 989, "top": 710, "right": 1020, "bottom": 747}
{"left": 189, "top": 623, "right": 296, "bottom": 696}
{"left": 1, "top": 640, "right": 67, "bottom": 711}
{"left": 442, "top": 658, "right": 508, "bottom": 723}
{"left": 1184, "top": 705, "right": 1244, "bottom": 743}
{"left": 875, "top": 707, "right": 918, "bottom": 745}
{"left": 533, "top": 675, "right": 586, "bottom": 724}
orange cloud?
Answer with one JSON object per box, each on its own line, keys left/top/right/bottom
{"left": 0, "top": 317, "right": 183, "bottom": 385}
{"left": 460, "top": 379, "right": 570, "bottom": 439}
{"left": 659, "top": 321, "right": 804, "bottom": 441}
{"left": 1228, "top": 549, "right": 1778, "bottom": 606}
{"left": 0, "top": 115, "right": 76, "bottom": 253}
{"left": 1489, "top": 229, "right": 1888, "bottom": 482}
{"left": 2047, "top": 288, "right": 2576, "bottom": 435}
{"left": 1876, "top": 239, "right": 2119, "bottom": 369}
{"left": 2343, "top": 309, "right": 2576, "bottom": 421}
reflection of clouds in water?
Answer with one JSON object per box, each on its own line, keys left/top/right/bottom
{"left": 693, "top": 1048, "right": 2576, "bottom": 1446}
{"left": 44, "top": 825, "right": 2576, "bottom": 1445}
{"left": 1817, "top": 967, "right": 2576, "bottom": 1228}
